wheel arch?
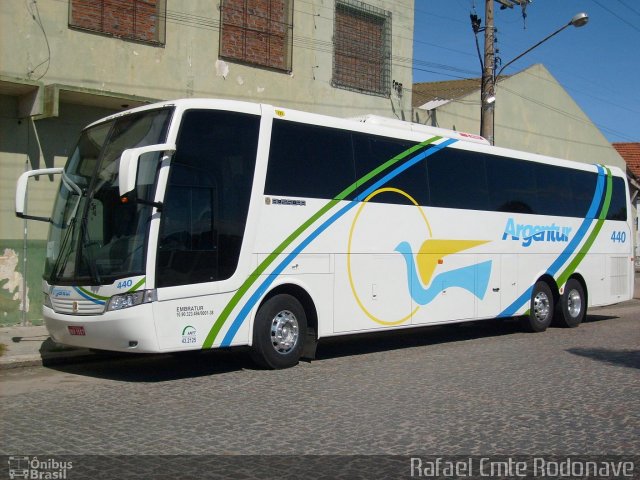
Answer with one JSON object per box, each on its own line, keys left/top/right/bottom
{"left": 538, "top": 273, "right": 560, "bottom": 306}
{"left": 256, "top": 281, "right": 319, "bottom": 359}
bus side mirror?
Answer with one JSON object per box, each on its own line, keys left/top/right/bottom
{"left": 119, "top": 144, "right": 175, "bottom": 197}
{"left": 16, "top": 168, "right": 64, "bottom": 222}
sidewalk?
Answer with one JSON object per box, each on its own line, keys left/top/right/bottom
{"left": 1, "top": 270, "right": 638, "bottom": 370}
{"left": 0, "top": 324, "right": 117, "bottom": 370}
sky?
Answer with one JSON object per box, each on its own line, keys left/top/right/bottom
{"left": 411, "top": 0, "right": 640, "bottom": 143}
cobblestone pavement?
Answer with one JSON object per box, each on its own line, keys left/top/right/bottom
{"left": 1, "top": 302, "right": 638, "bottom": 457}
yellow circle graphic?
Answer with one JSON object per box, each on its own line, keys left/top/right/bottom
{"left": 347, "top": 188, "right": 432, "bottom": 326}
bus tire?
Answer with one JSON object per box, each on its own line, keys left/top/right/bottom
{"left": 522, "top": 281, "right": 554, "bottom": 332}
{"left": 556, "top": 279, "right": 586, "bottom": 328}
{"left": 250, "top": 294, "right": 307, "bottom": 369}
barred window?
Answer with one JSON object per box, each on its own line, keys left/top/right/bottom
{"left": 220, "top": 0, "right": 294, "bottom": 72}
{"left": 68, "top": 0, "right": 166, "bottom": 45}
{"left": 333, "top": 0, "right": 391, "bottom": 97}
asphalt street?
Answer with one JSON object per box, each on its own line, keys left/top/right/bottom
{"left": 1, "top": 298, "right": 638, "bottom": 460}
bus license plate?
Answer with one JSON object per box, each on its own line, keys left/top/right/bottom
{"left": 68, "top": 326, "right": 86, "bottom": 336}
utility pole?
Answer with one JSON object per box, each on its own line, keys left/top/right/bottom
{"left": 480, "top": 0, "right": 495, "bottom": 145}
{"left": 479, "top": 0, "right": 532, "bottom": 145}
{"left": 477, "top": 2, "right": 586, "bottom": 145}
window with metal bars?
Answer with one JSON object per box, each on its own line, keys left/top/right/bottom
{"left": 332, "top": 0, "right": 391, "bottom": 97}
{"left": 219, "top": 0, "right": 294, "bottom": 72}
{"left": 68, "top": 0, "right": 166, "bottom": 45}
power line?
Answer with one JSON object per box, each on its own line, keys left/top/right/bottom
{"left": 44, "top": 0, "right": 475, "bottom": 80}
{"left": 161, "top": 2, "right": 478, "bottom": 80}
{"left": 420, "top": 104, "right": 630, "bottom": 148}
{"left": 520, "top": 69, "right": 640, "bottom": 116}
{"left": 498, "top": 84, "right": 636, "bottom": 141}
{"left": 30, "top": 0, "right": 636, "bottom": 142}
{"left": 27, "top": 0, "right": 51, "bottom": 80}
{"left": 592, "top": 0, "right": 640, "bottom": 33}
{"left": 615, "top": 0, "right": 640, "bottom": 17}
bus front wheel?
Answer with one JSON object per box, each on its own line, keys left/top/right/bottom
{"left": 250, "top": 294, "right": 307, "bottom": 369}
{"left": 522, "top": 281, "right": 554, "bottom": 332}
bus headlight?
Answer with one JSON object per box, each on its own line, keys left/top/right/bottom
{"left": 43, "top": 293, "right": 52, "bottom": 309}
{"left": 107, "top": 289, "right": 157, "bottom": 311}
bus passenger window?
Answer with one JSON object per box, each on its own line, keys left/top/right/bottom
{"left": 156, "top": 110, "right": 259, "bottom": 287}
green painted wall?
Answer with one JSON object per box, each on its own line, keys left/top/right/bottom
{"left": 0, "top": 240, "right": 45, "bottom": 326}
{"left": 0, "top": 96, "right": 118, "bottom": 325}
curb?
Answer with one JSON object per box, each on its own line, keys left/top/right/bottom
{"left": 1, "top": 291, "right": 638, "bottom": 370}
{"left": 0, "top": 348, "right": 127, "bottom": 370}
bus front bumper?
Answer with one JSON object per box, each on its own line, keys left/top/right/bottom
{"left": 44, "top": 303, "right": 160, "bottom": 353}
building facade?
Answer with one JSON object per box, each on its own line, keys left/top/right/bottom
{"left": 412, "top": 64, "right": 637, "bottom": 264}
{"left": 413, "top": 64, "right": 626, "bottom": 170}
{"left": 0, "top": 0, "right": 415, "bottom": 324}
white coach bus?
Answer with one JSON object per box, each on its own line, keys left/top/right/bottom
{"left": 16, "top": 99, "right": 634, "bottom": 368}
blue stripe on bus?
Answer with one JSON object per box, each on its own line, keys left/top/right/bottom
{"left": 72, "top": 287, "right": 106, "bottom": 305}
{"left": 497, "top": 164, "right": 606, "bottom": 318}
{"left": 219, "top": 139, "right": 458, "bottom": 347}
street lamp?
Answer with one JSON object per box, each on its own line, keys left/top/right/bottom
{"left": 481, "top": 12, "right": 589, "bottom": 145}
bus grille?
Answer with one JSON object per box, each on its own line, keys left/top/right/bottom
{"left": 51, "top": 297, "right": 105, "bottom": 315}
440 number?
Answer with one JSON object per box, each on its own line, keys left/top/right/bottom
{"left": 611, "top": 231, "right": 627, "bottom": 243}
{"left": 117, "top": 279, "right": 134, "bottom": 289}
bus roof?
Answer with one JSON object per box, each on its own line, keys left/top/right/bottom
{"left": 87, "top": 99, "right": 490, "bottom": 146}
{"left": 346, "top": 114, "right": 491, "bottom": 145}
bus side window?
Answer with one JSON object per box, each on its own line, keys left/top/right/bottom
{"left": 535, "top": 163, "right": 573, "bottom": 217}
{"left": 265, "top": 120, "right": 355, "bottom": 200}
{"left": 607, "top": 177, "right": 628, "bottom": 221}
{"left": 427, "top": 148, "right": 489, "bottom": 211}
{"left": 156, "top": 110, "right": 259, "bottom": 287}
{"left": 487, "top": 157, "right": 537, "bottom": 214}
{"left": 353, "top": 133, "right": 426, "bottom": 206}
{"left": 570, "top": 170, "right": 598, "bottom": 218}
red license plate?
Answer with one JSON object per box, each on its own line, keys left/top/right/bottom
{"left": 68, "top": 326, "right": 86, "bottom": 336}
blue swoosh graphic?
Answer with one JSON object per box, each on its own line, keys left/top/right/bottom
{"left": 497, "top": 164, "right": 605, "bottom": 317}
{"left": 395, "top": 241, "right": 492, "bottom": 304}
{"left": 72, "top": 287, "right": 105, "bottom": 305}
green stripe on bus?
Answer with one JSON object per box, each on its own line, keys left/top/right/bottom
{"left": 556, "top": 167, "right": 612, "bottom": 288}
{"left": 128, "top": 277, "right": 146, "bottom": 292}
{"left": 202, "top": 136, "right": 442, "bottom": 349}
{"left": 78, "top": 277, "right": 144, "bottom": 300}
{"left": 77, "top": 286, "right": 110, "bottom": 301}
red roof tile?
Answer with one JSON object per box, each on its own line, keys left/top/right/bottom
{"left": 613, "top": 142, "right": 640, "bottom": 179}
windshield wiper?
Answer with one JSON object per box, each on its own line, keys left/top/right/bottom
{"left": 80, "top": 214, "right": 102, "bottom": 285}
{"left": 50, "top": 182, "right": 86, "bottom": 282}
{"left": 51, "top": 216, "right": 77, "bottom": 283}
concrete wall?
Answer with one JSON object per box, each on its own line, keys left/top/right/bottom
{"left": 0, "top": 0, "right": 415, "bottom": 324}
{"left": 415, "top": 64, "right": 626, "bottom": 170}
{"left": 1, "top": 0, "right": 414, "bottom": 117}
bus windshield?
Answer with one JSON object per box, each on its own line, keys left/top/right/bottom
{"left": 44, "top": 107, "right": 173, "bottom": 285}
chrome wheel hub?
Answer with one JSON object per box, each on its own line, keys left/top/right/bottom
{"left": 533, "top": 291, "right": 550, "bottom": 322}
{"left": 270, "top": 310, "right": 299, "bottom": 354}
{"left": 567, "top": 289, "right": 582, "bottom": 318}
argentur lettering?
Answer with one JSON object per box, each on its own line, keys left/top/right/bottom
{"left": 502, "top": 218, "right": 572, "bottom": 247}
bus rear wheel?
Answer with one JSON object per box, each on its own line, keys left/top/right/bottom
{"left": 556, "top": 279, "right": 586, "bottom": 328}
{"left": 250, "top": 294, "right": 307, "bottom": 369}
{"left": 522, "top": 281, "right": 554, "bottom": 332}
